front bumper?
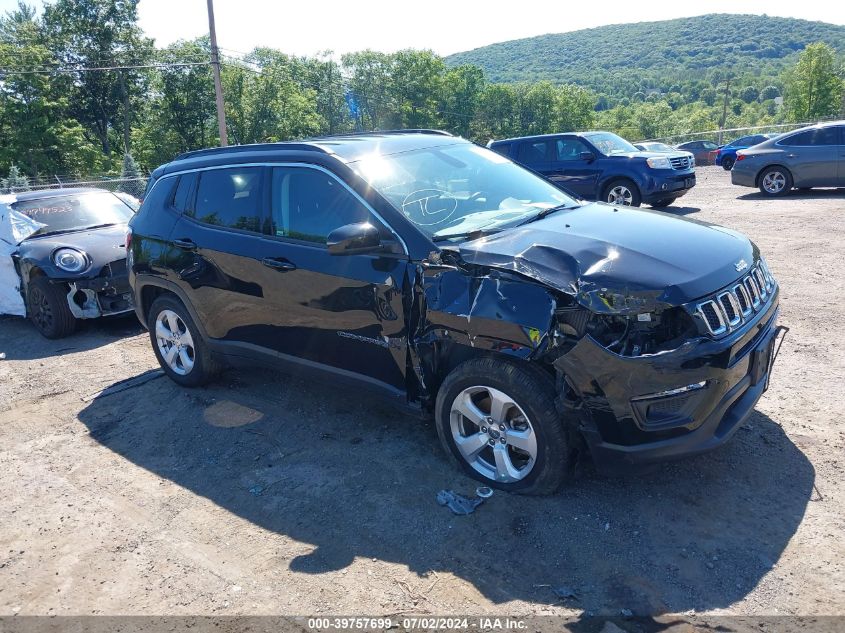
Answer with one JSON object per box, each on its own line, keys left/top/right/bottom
{"left": 641, "top": 171, "right": 696, "bottom": 203}
{"left": 555, "top": 290, "right": 783, "bottom": 472}
{"left": 55, "top": 266, "right": 133, "bottom": 319}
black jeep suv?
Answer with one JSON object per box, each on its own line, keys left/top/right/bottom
{"left": 128, "top": 131, "right": 785, "bottom": 495}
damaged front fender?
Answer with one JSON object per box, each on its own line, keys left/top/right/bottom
{"left": 408, "top": 261, "right": 560, "bottom": 400}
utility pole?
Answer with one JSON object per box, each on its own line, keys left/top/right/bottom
{"left": 718, "top": 76, "right": 732, "bottom": 145}
{"left": 206, "top": 0, "right": 228, "bottom": 146}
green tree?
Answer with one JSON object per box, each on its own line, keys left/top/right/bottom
{"left": 784, "top": 42, "right": 844, "bottom": 121}
{"left": 2, "top": 164, "right": 30, "bottom": 193}
{"left": 341, "top": 50, "right": 393, "bottom": 130}
{"left": 440, "top": 64, "right": 484, "bottom": 137}
{"left": 43, "top": 0, "right": 153, "bottom": 155}
{"left": 760, "top": 85, "right": 781, "bottom": 100}
{"left": 740, "top": 85, "right": 759, "bottom": 103}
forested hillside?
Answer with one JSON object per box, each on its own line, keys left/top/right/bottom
{"left": 0, "top": 3, "right": 843, "bottom": 184}
{"left": 447, "top": 14, "right": 845, "bottom": 101}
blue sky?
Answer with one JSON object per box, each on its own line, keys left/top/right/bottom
{"left": 1, "top": 0, "right": 844, "bottom": 57}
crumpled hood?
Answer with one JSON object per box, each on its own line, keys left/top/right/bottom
{"left": 18, "top": 224, "right": 128, "bottom": 277}
{"left": 457, "top": 203, "right": 756, "bottom": 314}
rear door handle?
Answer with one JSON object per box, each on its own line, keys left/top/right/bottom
{"left": 173, "top": 238, "right": 196, "bottom": 251}
{"left": 262, "top": 257, "right": 296, "bottom": 271}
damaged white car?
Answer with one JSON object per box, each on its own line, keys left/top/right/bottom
{"left": 0, "top": 188, "right": 135, "bottom": 338}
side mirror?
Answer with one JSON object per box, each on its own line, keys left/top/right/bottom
{"left": 579, "top": 151, "right": 596, "bottom": 162}
{"left": 327, "top": 222, "right": 382, "bottom": 256}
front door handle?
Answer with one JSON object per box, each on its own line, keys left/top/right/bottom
{"left": 173, "top": 238, "right": 197, "bottom": 251}
{"left": 262, "top": 257, "right": 296, "bottom": 271}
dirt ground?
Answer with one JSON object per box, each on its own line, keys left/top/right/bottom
{"left": 1, "top": 166, "right": 843, "bottom": 618}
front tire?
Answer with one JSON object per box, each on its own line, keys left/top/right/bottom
{"left": 721, "top": 156, "right": 735, "bottom": 170}
{"left": 758, "top": 166, "right": 793, "bottom": 197}
{"left": 148, "top": 295, "right": 221, "bottom": 387}
{"left": 602, "top": 179, "right": 641, "bottom": 207}
{"left": 435, "top": 358, "right": 573, "bottom": 495}
{"left": 27, "top": 277, "right": 77, "bottom": 339}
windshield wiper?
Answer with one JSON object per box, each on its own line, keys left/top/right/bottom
{"left": 32, "top": 223, "right": 119, "bottom": 238}
{"left": 432, "top": 228, "right": 503, "bottom": 243}
{"left": 516, "top": 203, "right": 574, "bottom": 226}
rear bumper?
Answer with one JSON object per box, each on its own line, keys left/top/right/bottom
{"left": 730, "top": 164, "right": 757, "bottom": 188}
{"left": 555, "top": 291, "right": 783, "bottom": 472}
{"left": 641, "top": 171, "right": 696, "bottom": 202}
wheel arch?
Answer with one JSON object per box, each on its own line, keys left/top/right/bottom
{"left": 597, "top": 174, "right": 641, "bottom": 200}
{"left": 133, "top": 277, "right": 209, "bottom": 339}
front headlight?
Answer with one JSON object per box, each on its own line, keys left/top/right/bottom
{"left": 53, "top": 247, "right": 89, "bottom": 273}
{"left": 646, "top": 156, "right": 672, "bottom": 169}
{"left": 689, "top": 155, "right": 695, "bottom": 168}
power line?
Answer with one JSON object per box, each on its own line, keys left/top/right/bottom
{"left": 0, "top": 61, "right": 210, "bottom": 75}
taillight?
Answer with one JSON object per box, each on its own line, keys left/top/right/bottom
{"left": 735, "top": 153, "right": 745, "bottom": 162}
{"left": 125, "top": 228, "right": 132, "bottom": 249}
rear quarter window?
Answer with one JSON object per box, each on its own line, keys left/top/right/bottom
{"left": 490, "top": 142, "right": 512, "bottom": 157}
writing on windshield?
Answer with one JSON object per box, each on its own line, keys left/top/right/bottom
{"left": 13, "top": 192, "right": 134, "bottom": 237}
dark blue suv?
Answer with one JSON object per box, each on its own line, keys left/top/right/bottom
{"left": 489, "top": 131, "right": 696, "bottom": 208}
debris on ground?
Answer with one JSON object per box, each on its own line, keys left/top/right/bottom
{"left": 533, "top": 583, "right": 578, "bottom": 601}
{"left": 82, "top": 369, "right": 164, "bottom": 402}
{"left": 436, "top": 489, "right": 486, "bottom": 515}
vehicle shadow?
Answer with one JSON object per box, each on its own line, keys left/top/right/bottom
{"left": 0, "top": 313, "right": 143, "bottom": 360}
{"left": 77, "top": 367, "right": 814, "bottom": 615}
{"left": 737, "top": 188, "right": 845, "bottom": 201}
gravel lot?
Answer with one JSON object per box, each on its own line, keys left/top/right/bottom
{"left": 1, "top": 166, "right": 843, "bottom": 618}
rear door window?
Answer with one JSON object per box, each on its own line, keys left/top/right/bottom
{"left": 516, "top": 141, "right": 550, "bottom": 165}
{"left": 779, "top": 128, "right": 840, "bottom": 146}
{"left": 191, "top": 167, "right": 265, "bottom": 232}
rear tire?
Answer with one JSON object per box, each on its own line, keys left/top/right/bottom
{"left": 758, "top": 166, "right": 793, "bottom": 197}
{"left": 435, "top": 358, "right": 574, "bottom": 495}
{"left": 148, "top": 294, "right": 221, "bottom": 387}
{"left": 27, "top": 277, "right": 77, "bottom": 339}
{"left": 602, "top": 179, "right": 641, "bottom": 207}
{"left": 722, "top": 156, "right": 735, "bottom": 170}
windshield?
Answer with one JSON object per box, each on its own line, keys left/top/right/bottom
{"left": 583, "top": 132, "right": 639, "bottom": 155}
{"left": 351, "top": 143, "right": 577, "bottom": 240}
{"left": 13, "top": 192, "right": 134, "bottom": 237}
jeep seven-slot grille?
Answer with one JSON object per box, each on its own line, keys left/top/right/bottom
{"left": 670, "top": 156, "right": 691, "bottom": 170}
{"left": 696, "top": 262, "right": 775, "bottom": 336}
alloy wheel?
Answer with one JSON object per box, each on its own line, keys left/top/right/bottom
{"left": 449, "top": 385, "right": 538, "bottom": 483}
{"left": 762, "top": 171, "right": 786, "bottom": 194}
{"left": 155, "top": 309, "right": 195, "bottom": 376}
{"left": 607, "top": 185, "right": 633, "bottom": 206}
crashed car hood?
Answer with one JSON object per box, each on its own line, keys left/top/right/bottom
{"left": 457, "top": 203, "right": 755, "bottom": 313}
{"left": 18, "top": 224, "right": 129, "bottom": 277}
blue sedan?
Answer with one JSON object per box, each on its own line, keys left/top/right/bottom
{"left": 715, "top": 133, "right": 778, "bottom": 170}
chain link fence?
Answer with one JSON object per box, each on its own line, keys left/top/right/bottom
{"left": 644, "top": 118, "right": 841, "bottom": 146}
{"left": 1, "top": 175, "right": 148, "bottom": 201}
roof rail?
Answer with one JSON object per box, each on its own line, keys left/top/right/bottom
{"left": 174, "top": 141, "right": 328, "bottom": 161}
{"left": 311, "top": 129, "right": 453, "bottom": 140}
